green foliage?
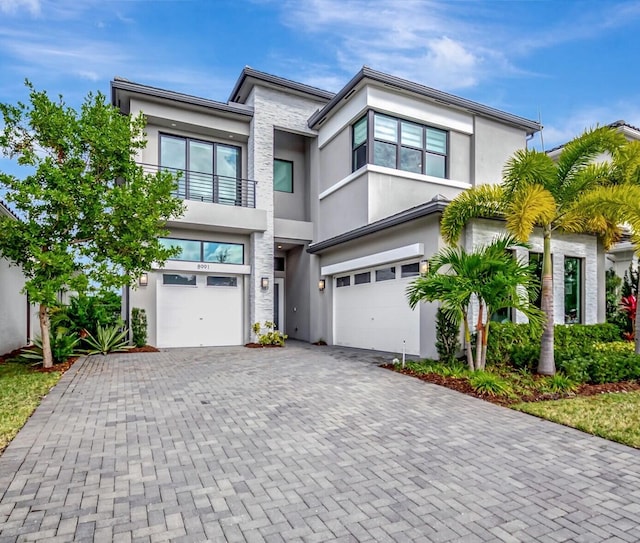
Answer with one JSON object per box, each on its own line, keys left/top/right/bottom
{"left": 252, "top": 321, "right": 287, "bottom": 346}
{"left": 468, "top": 371, "right": 512, "bottom": 397}
{"left": 131, "top": 307, "right": 148, "bottom": 348}
{"left": 557, "top": 347, "right": 640, "bottom": 384}
{"left": 554, "top": 323, "right": 622, "bottom": 349}
{"left": 407, "top": 235, "right": 543, "bottom": 371}
{"left": 20, "top": 329, "right": 81, "bottom": 364}
{"left": 0, "top": 81, "right": 184, "bottom": 367}
{"left": 540, "top": 374, "right": 578, "bottom": 394}
{"left": 405, "top": 360, "right": 469, "bottom": 377}
{"left": 485, "top": 323, "right": 541, "bottom": 365}
{"left": 51, "top": 292, "right": 122, "bottom": 339}
{"left": 606, "top": 268, "right": 623, "bottom": 322}
{"left": 435, "top": 307, "right": 460, "bottom": 364}
{"left": 84, "top": 324, "right": 131, "bottom": 355}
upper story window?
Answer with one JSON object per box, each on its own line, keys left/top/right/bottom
{"left": 351, "top": 111, "right": 448, "bottom": 178}
{"left": 274, "top": 159, "right": 293, "bottom": 193}
{"left": 160, "top": 134, "right": 242, "bottom": 205}
{"left": 159, "top": 237, "right": 244, "bottom": 265}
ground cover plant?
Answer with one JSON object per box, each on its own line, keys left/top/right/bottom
{"left": 0, "top": 359, "right": 62, "bottom": 453}
{"left": 514, "top": 392, "right": 640, "bottom": 449}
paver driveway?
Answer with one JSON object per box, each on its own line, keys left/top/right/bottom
{"left": 1, "top": 343, "right": 640, "bottom": 542}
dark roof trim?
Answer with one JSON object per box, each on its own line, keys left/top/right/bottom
{"left": 0, "top": 199, "right": 19, "bottom": 220}
{"left": 308, "top": 67, "right": 541, "bottom": 134}
{"left": 229, "top": 67, "right": 335, "bottom": 103}
{"left": 111, "top": 78, "right": 254, "bottom": 117}
{"left": 307, "top": 196, "right": 449, "bottom": 254}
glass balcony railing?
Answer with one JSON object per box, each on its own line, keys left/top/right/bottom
{"left": 140, "top": 163, "right": 257, "bottom": 208}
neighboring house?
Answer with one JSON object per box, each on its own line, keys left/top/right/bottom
{"left": 0, "top": 200, "right": 29, "bottom": 355}
{"left": 112, "top": 67, "right": 605, "bottom": 358}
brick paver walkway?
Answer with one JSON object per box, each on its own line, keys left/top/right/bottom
{"left": 1, "top": 343, "right": 640, "bottom": 542}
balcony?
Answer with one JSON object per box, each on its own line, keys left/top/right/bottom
{"left": 140, "top": 163, "right": 257, "bottom": 208}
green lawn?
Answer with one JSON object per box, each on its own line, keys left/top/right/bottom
{"left": 0, "top": 362, "right": 62, "bottom": 453}
{"left": 514, "top": 392, "right": 640, "bottom": 448}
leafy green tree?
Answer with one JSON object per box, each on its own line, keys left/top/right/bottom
{"left": 0, "top": 82, "right": 184, "bottom": 367}
{"left": 407, "top": 235, "right": 543, "bottom": 371}
{"left": 440, "top": 126, "right": 626, "bottom": 375}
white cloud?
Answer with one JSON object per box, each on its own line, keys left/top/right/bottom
{"left": 0, "top": 0, "right": 40, "bottom": 15}
{"left": 537, "top": 102, "right": 640, "bottom": 150}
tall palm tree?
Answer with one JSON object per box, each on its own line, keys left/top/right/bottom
{"left": 440, "top": 126, "right": 626, "bottom": 375}
{"left": 407, "top": 235, "right": 543, "bottom": 371}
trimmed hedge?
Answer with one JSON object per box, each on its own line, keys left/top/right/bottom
{"left": 486, "top": 322, "right": 640, "bottom": 384}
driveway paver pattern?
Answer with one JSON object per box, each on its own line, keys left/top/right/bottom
{"left": 1, "top": 343, "right": 640, "bottom": 542}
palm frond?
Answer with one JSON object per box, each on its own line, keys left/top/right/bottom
{"left": 556, "top": 162, "right": 614, "bottom": 207}
{"left": 611, "top": 140, "right": 640, "bottom": 185}
{"left": 556, "top": 126, "right": 625, "bottom": 189}
{"left": 502, "top": 149, "right": 556, "bottom": 197}
{"left": 440, "top": 184, "right": 505, "bottom": 244}
{"left": 505, "top": 184, "right": 556, "bottom": 241}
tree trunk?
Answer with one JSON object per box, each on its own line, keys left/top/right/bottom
{"left": 39, "top": 304, "right": 53, "bottom": 369}
{"left": 537, "top": 228, "right": 555, "bottom": 375}
{"left": 635, "top": 272, "right": 640, "bottom": 354}
{"left": 462, "top": 313, "right": 474, "bottom": 371}
{"left": 481, "top": 319, "right": 490, "bottom": 370}
{"left": 475, "top": 302, "right": 484, "bottom": 371}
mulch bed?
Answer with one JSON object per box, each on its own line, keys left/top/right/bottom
{"left": 127, "top": 345, "right": 160, "bottom": 353}
{"left": 382, "top": 364, "right": 640, "bottom": 406}
{"left": 245, "top": 343, "right": 283, "bottom": 348}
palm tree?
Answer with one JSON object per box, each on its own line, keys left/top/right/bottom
{"left": 577, "top": 183, "right": 640, "bottom": 353}
{"left": 440, "top": 126, "right": 626, "bottom": 375}
{"left": 407, "top": 235, "right": 543, "bottom": 371}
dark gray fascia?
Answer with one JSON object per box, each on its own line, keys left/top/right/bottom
{"left": 0, "top": 199, "right": 19, "bottom": 221}
{"left": 307, "top": 197, "right": 449, "bottom": 254}
{"left": 111, "top": 78, "right": 254, "bottom": 117}
{"left": 308, "top": 67, "right": 541, "bottom": 135}
{"left": 229, "top": 67, "right": 335, "bottom": 104}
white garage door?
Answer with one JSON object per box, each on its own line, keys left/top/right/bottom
{"left": 334, "top": 263, "right": 420, "bottom": 355}
{"left": 156, "top": 273, "right": 243, "bottom": 348}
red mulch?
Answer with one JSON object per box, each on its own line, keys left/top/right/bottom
{"left": 127, "top": 345, "right": 160, "bottom": 353}
{"left": 245, "top": 343, "right": 283, "bottom": 348}
{"left": 382, "top": 364, "right": 640, "bottom": 406}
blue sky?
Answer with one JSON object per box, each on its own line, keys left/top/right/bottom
{"left": 1, "top": 0, "right": 640, "bottom": 153}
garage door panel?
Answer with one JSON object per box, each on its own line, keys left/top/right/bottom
{"left": 157, "top": 275, "right": 242, "bottom": 348}
{"left": 334, "top": 275, "right": 419, "bottom": 355}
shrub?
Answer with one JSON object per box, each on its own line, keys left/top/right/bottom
{"left": 435, "top": 308, "right": 460, "bottom": 364}
{"left": 51, "top": 292, "right": 122, "bottom": 339}
{"left": 252, "top": 321, "right": 287, "bottom": 346}
{"left": 84, "top": 324, "right": 131, "bottom": 355}
{"left": 486, "top": 323, "right": 540, "bottom": 365}
{"left": 554, "top": 323, "right": 622, "bottom": 350}
{"left": 468, "top": 371, "right": 512, "bottom": 397}
{"left": 131, "top": 308, "right": 148, "bottom": 348}
{"left": 557, "top": 349, "right": 640, "bottom": 384}
{"left": 21, "top": 329, "right": 81, "bottom": 364}
{"left": 540, "top": 373, "right": 578, "bottom": 394}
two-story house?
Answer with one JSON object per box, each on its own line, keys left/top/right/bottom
{"left": 112, "top": 67, "right": 606, "bottom": 358}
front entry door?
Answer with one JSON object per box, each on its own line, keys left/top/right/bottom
{"left": 274, "top": 278, "right": 284, "bottom": 332}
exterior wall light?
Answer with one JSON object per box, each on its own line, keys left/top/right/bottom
{"left": 318, "top": 279, "right": 326, "bottom": 291}
{"left": 419, "top": 260, "right": 429, "bottom": 276}
{"left": 139, "top": 273, "right": 149, "bottom": 287}
{"left": 261, "top": 277, "right": 269, "bottom": 290}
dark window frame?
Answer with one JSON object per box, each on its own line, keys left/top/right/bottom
{"left": 354, "top": 272, "right": 371, "bottom": 285}
{"left": 400, "top": 262, "right": 420, "bottom": 278}
{"left": 163, "top": 273, "right": 197, "bottom": 286}
{"left": 351, "top": 110, "right": 449, "bottom": 178}
{"left": 206, "top": 276, "right": 238, "bottom": 287}
{"left": 159, "top": 133, "right": 242, "bottom": 205}
{"left": 336, "top": 276, "right": 351, "bottom": 288}
{"left": 375, "top": 266, "right": 396, "bottom": 282}
{"left": 564, "top": 256, "right": 584, "bottom": 324}
{"left": 160, "top": 237, "right": 244, "bottom": 265}
{"left": 274, "top": 158, "right": 294, "bottom": 193}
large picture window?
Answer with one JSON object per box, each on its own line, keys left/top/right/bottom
{"left": 159, "top": 238, "right": 244, "bottom": 265}
{"left": 564, "top": 257, "right": 582, "bottom": 324}
{"left": 351, "top": 111, "right": 448, "bottom": 178}
{"left": 160, "top": 134, "right": 241, "bottom": 205}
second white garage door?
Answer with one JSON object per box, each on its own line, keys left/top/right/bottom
{"left": 333, "top": 263, "right": 420, "bottom": 355}
{"left": 156, "top": 273, "right": 243, "bottom": 348}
